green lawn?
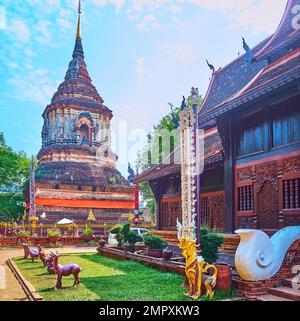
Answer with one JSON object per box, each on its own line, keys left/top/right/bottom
{"left": 14, "top": 253, "right": 236, "bottom": 301}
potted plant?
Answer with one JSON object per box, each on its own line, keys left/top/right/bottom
{"left": 143, "top": 234, "right": 168, "bottom": 258}
{"left": 124, "top": 231, "right": 143, "bottom": 252}
{"left": 81, "top": 228, "right": 94, "bottom": 242}
{"left": 47, "top": 229, "right": 61, "bottom": 244}
{"left": 17, "top": 230, "right": 30, "bottom": 240}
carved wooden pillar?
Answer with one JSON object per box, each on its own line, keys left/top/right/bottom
{"left": 149, "top": 180, "right": 161, "bottom": 230}
{"left": 218, "top": 116, "right": 234, "bottom": 233}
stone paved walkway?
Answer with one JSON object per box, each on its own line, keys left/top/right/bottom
{"left": 0, "top": 247, "right": 97, "bottom": 301}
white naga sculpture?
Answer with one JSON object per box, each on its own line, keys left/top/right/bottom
{"left": 235, "top": 227, "right": 300, "bottom": 281}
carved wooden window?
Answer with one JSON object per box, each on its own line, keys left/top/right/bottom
{"left": 273, "top": 111, "right": 300, "bottom": 148}
{"left": 238, "top": 185, "right": 254, "bottom": 211}
{"left": 283, "top": 179, "right": 300, "bottom": 209}
{"left": 161, "top": 200, "right": 181, "bottom": 229}
{"left": 200, "top": 197, "right": 211, "bottom": 225}
{"left": 161, "top": 202, "right": 169, "bottom": 228}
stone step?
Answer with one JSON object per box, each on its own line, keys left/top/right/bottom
{"left": 269, "top": 287, "right": 300, "bottom": 301}
{"left": 257, "top": 294, "right": 292, "bottom": 302}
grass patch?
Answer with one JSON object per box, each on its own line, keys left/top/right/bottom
{"left": 14, "top": 253, "right": 236, "bottom": 301}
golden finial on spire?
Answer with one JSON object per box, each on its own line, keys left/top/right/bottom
{"left": 76, "top": 0, "right": 82, "bottom": 39}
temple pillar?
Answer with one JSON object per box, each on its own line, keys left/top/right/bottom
{"left": 50, "top": 111, "right": 55, "bottom": 143}
{"left": 107, "top": 121, "right": 111, "bottom": 147}
{"left": 64, "top": 109, "right": 69, "bottom": 141}
{"left": 96, "top": 116, "right": 101, "bottom": 144}
{"left": 100, "top": 116, "right": 104, "bottom": 143}
{"left": 223, "top": 116, "right": 234, "bottom": 233}
{"left": 70, "top": 111, "right": 76, "bottom": 143}
{"left": 55, "top": 110, "right": 60, "bottom": 142}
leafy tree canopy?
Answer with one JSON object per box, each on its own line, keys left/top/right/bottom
{"left": 135, "top": 95, "right": 203, "bottom": 221}
{"left": 0, "top": 133, "right": 31, "bottom": 221}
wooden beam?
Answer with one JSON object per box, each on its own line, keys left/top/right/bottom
{"left": 223, "top": 116, "right": 234, "bottom": 233}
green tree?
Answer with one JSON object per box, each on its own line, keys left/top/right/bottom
{"left": 136, "top": 96, "right": 203, "bottom": 223}
{"left": 0, "top": 133, "right": 31, "bottom": 221}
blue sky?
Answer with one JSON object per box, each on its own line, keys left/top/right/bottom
{"left": 0, "top": 0, "right": 286, "bottom": 175}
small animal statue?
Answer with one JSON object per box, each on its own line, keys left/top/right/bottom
{"left": 22, "top": 243, "right": 40, "bottom": 263}
{"left": 37, "top": 244, "right": 46, "bottom": 267}
{"left": 179, "top": 237, "right": 217, "bottom": 300}
{"left": 44, "top": 252, "right": 55, "bottom": 274}
{"left": 52, "top": 252, "right": 82, "bottom": 290}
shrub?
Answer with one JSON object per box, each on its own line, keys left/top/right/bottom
{"left": 109, "top": 225, "right": 123, "bottom": 235}
{"left": 126, "top": 231, "right": 143, "bottom": 246}
{"left": 83, "top": 228, "right": 94, "bottom": 236}
{"left": 47, "top": 230, "right": 61, "bottom": 237}
{"left": 200, "top": 232, "right": 225, "bottom": 263}
{"left": 200, "top": 225, "right": 210, "bottom": 236}
{"left": 17, "top": 230, "right": 30, "bottom": 237}
{"left": 114, "top": 223, "right": 131, "bottom": 247}
{"left": 143, "top": 234, "right": 167, "bottom": 250}
{"left": 121, "top": 223, "right": 131, "bottom": 240}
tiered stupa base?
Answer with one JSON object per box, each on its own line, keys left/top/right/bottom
{"left": 31, "top": 161, "right": 134, "bottom": 224}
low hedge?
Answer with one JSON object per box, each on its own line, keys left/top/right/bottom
{"left": 200, "top": 231, "right": 225, "bottom": 263}
{"left": 47, "top": 229, "right": 61, "bottom": 237}
{"left": 143, "top": 234, "right": 167, "bottom": 250}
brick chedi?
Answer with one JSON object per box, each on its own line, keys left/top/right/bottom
{"left": 32, "top": 3, "right": 134, "bottom": 224}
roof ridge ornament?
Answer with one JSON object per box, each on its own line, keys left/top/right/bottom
{"left": 242, "top": 37, "right": 254, "bottom": 63}
{"left": 206, "top": 59, "right": 215, "bottom": 74}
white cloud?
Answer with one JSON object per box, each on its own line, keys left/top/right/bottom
{"left": 179, "top": 0, "right": 286, "bottom": 34}
{"left": 0, "top": 6, "right": 6, "bottom": 30}
{"left": 136, "top": 57, "right": 146, "bottom": 77}
{"left": 8, "top": 19, "right": 32, "bottom": 43}
{"left": 8, "top": 69, "right": 58, "bottom": 105}
{"left": 125, "top": 0, "right": 286, "bottom": 34}
{"left": 136, "top": 13, "right": 162, "bottom": 30}
{"left": 34, "top": 20, "right": 53, "bottom": 45}
{"left": 89, "top": 0, "right": 125, "bottom": 12}
{"left": 172, "top": 15, "right": 190, "bottom": 28}
{"left": 169, "top": 4, "right": 182, "bottom": 14}
{"left": 176, "top": 46, "right": 197, "bottom": 63}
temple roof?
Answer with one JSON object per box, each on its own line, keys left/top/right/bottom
{"left": 133, "top": 128, "right": 223, "bottom": 184}
{"left": 44, "top": 5, "right": 111, "bottom": 116}
{"left": 199, "top": 0, "right": 300, "bottom": 125}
